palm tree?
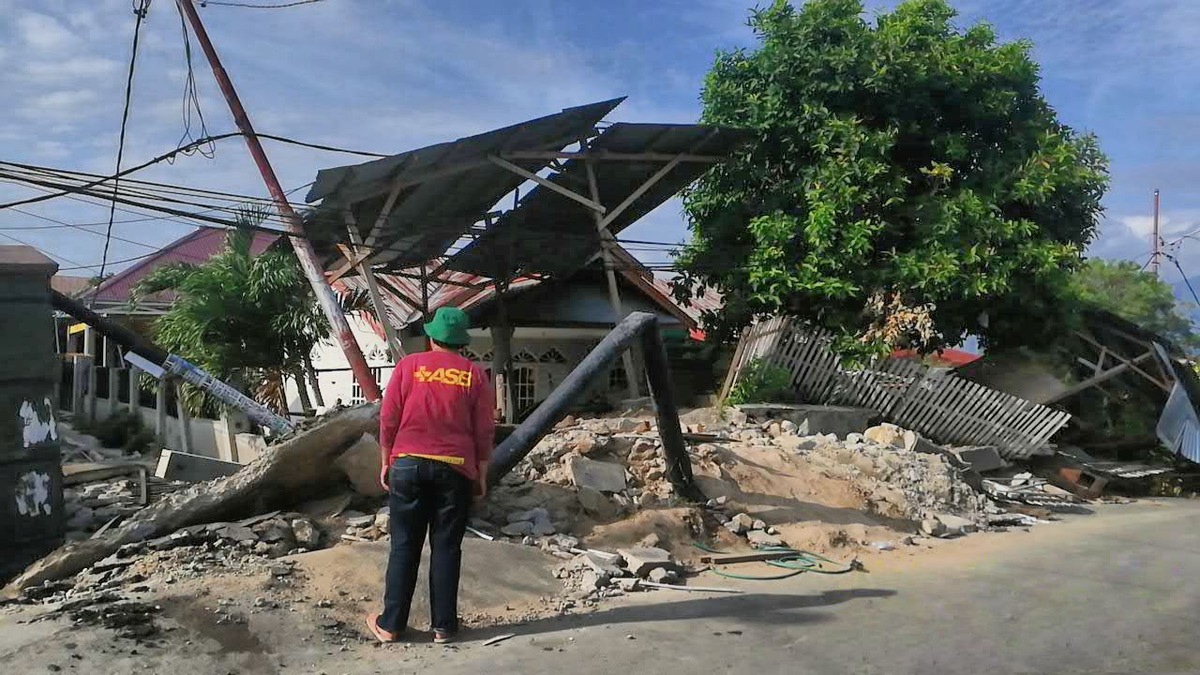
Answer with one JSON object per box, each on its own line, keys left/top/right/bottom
{"left": 133, "top": 208, "right": 334, "bottom": 415}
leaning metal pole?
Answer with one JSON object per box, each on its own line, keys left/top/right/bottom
{"left": 487, "top": 312, "right": 704, "bottom": 502}
{"left": 52, "top": 290, "right": 294, "bottom": 435}
{"left": 175, "top": 0, "right": 381, "bottom": 402}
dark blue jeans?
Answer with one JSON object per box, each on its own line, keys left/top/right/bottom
{"left": 378, "top": 456, "right": 472, "bottom": 634}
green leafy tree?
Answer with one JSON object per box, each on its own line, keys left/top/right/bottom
{"left": 1073, "top": 259, "right": 1199, "bottom": 351}
{"left": 675, "top": 0, "right": 1109, "bottom": 357}
{"left": 133, "top": 210, "right": 332, "bottom": 414}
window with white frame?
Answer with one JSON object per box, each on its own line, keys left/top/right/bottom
{"left": 350, "top": 367, "right": 384, "bottom": 404}
{"left": 511, "top": 366, "right": 536, "bottom": 413}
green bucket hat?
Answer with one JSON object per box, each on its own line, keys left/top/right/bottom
{"left": 424, "top": 306, "right": 471, "bottom": 347}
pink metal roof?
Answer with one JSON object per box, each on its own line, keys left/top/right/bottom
{"left": 89, "top": 227, "right": 279, "bottom": 304}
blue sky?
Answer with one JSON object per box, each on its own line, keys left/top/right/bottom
{"left": 1, "top": 0, "right": 1198, "bottom": 288}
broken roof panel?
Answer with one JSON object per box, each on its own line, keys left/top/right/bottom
{"left": 443, "top": 122, "right": 750, "bottom": 278}
{"left": 305, "top": 98, "right": 625, "bottom": 272}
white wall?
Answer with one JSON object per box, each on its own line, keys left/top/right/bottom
{"left": 286, "top": 316, "right": 633, "bottom": 415}
{"left": 87, "top": 394, "right": 256, "bottom": 461}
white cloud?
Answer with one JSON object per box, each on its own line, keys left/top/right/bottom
{"left": 18, "top": 89, "right": 100, "bottom": 122}
{"left": 1118, "top": 211, "right": 1200, "bottom": 240}
{"left": 16, "top": 11, "right": 75, "bottom": 51}
{"left": 22, "top": 56, "right": 120, "bottom": 80}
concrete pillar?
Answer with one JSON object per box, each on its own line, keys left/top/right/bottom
{"left": 175, "top": 381, "right": 194, "bottom": 455}
{"left": 0, "top": 246, "right": 65, "bottom": 580}
{"left": 128, "top": 365, "right": 140, "bottom": 414}
{"left": 83, "top": 328, "right": 97, "bottom": 424}
{"left": 155, "top": 381, "right": 168, "bottom": 439}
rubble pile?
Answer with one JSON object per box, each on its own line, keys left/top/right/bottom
{"left": 805, "top": 433, "right": 992, "bottom": 523}
{"left": 64, "top": 480, "right": 146, "bottom": 538}
{"left": 339, "top": 508, "right": 390, "bottom": 542}
{"left": 552, "top": 535, "right": 683, "bottom": 604}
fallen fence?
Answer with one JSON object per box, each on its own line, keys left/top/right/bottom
{"left": 726, "top": 317, "right": 1071, "bottom": 459}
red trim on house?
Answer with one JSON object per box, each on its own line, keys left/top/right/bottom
{"left": 891, "top": 348, "right": 980, "bottom": 367}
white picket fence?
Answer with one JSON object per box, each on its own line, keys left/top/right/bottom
{"left": 727, "top": 317, "right": 1071, "bottom": 459}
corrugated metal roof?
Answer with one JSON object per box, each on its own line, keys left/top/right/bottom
{"left": 339, "top": 244, "right": 713, "bottom": 340}
{"left": 306, "top": 98, "right": 625, "bottom": 272}
{"left": 445, "top": 122, "right": 751, "bottom": 278}
{"left": 87, "top": 227, "right": 279, "bottom": 306}
{"left": 50, "top": 275, "right": 93, "bottom": 297}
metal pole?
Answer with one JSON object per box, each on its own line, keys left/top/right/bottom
{"left": 344, "top": 215, "right": 404, "bottom": 362}
{"left": 487, "top": 312, "right": 702, "bottom": 502}
{"left": 175, "top": 0, "right": 381, "bottom": 402}
{"left": 51, "top": 290, "right": 293, "bottom": 435}
{"left": 1152, "top": 189, "right": 1161, "bottom": 277}
{"left": 583, "top": 158, "right": 639, "bottom": 399}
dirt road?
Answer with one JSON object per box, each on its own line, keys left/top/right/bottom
{"left": 3, "top": 499, "right": 1197, "bottom": 674}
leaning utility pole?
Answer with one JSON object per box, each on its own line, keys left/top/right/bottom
{"left": 1151, "top": 188, "right": 1162, "bottom": 277}
{"left": 175, "top": 0, "right": 381, "bottom": 402}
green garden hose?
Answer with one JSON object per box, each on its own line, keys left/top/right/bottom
{"left": 693, "top": 542, "right": 858, "bottom": 580}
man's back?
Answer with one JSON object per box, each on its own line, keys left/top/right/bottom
{"left": 379, "top": 350, "right": 494, "bottom": 481}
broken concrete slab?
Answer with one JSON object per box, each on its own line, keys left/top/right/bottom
{"left": 647, "top": 567, "right": 677, "bottom": 584}
{"left": 154, "top": 450, "right": 242, "bottom": 483}
{"left": 333, "top": 433, "right": 386, "bottom": 497}
{"left": 577, "top": 551, "right": 623, "bottom": 577}
{"left": 3, "top": 404, "right": 379, "bottom": 597}
{"left": 933, "top": 513, "right": 977, "bottom": 537}
{"left": 746, "top": 530, "right": 785, "bottom": 547}
{"left": 566, "top": 456, "right": 628, "bottom": 493}
{"left": 501, "top": 521, "right": 535, "bottom": 537}
{"left": 736, "top": 404, "right": 879, "bottom": 438}
{"left": 616, "top": 547, "right": 677, "bottom": 577}
{"left": 951, "top": 446, "right": 1006, "bottom": 474}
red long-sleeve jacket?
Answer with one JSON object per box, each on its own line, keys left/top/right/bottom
{"left": 379, "top": 350, "right": 495, "bottom": 481}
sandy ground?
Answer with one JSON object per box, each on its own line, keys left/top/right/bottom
{"left": 5, "top": 499, "right": 1198, "bottom": 674}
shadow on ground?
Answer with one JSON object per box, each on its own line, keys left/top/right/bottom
{"left": 456, "top": 587, "right": 898, "bottom": 642}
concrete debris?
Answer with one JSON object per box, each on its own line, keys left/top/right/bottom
{"left": 4, "top": 404, "right": 379, "bottom": 596}
{"left": 647, "top": 567, "right": 677, "bottom": 584}
{"left": 577, "top": 486, "right": 617, "bottom": 518}
{"left": 917, "top": 513, "right": 982, "bottom": 538}
{"left": 332, "top": 433, "right": 387, "bottom": 497}
{"left": 745, "top": 530, "right": 785, "bottom": 548}
{"left": 292, "top": 518, "right": 321, "bottom": 548}
{"left": 154, "top": 449, "right": 242, "bottom": 483}
{"left": 616, "top": 547, "right": 677, "bottom": 578}
{"left": 501, "top": 508, "right": 556, "bottom": 538}
{"left": 566, "top": 456, "right": 628, "bottom": 493}
{"left": 950, "top": 446, "right": 1006, "bottom": 474}
{"left": 724, "top": 513, "right": 755, "bottom": 535}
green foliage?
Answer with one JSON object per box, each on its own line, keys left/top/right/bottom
{"left": 1072, "top": 259, "right": 1199, "bottom": 351}
{"left": 80, "top": 410, "right": 157, "bottom": 455}
{"left": 132, "top": 209, "right": 330, "bottom": 413}
{"left": 675, "top": 0, "right": 1109, "bottom": 358}
{"left": 727, "top": 358, "right": 794, "bottom": 405}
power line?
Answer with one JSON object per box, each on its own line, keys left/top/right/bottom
{"left": 199, "top": 0, "right": 325, "bottom": 7}
{"left": 1166, "top": 253, "right": 1200, "bottom": 308}
{"left": 0, "top": 230, "right": 95, "bottom": 271}
{"left": 174, "top": 1, "right": 217, "bottom": 161}
{"left": 99, "top": 0, "right": 153, "bottom": 285}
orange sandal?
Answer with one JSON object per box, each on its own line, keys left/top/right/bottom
{"left": 365, "top": 613, "right": 401, "bottom": 643}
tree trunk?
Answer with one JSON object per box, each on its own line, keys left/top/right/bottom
{"left": 293, "top": 367, "right": 313, "bottom": 416}
{"left": 304, "top": 353, "right": 325, "bottom": 407}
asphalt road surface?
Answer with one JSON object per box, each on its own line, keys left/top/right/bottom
{"left": 3, "top": 499, "right": 1198, "bottom": 674}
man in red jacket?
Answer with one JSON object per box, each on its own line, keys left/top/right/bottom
{"left": 366, "top": 307, "right": 495, "bottom": 645}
